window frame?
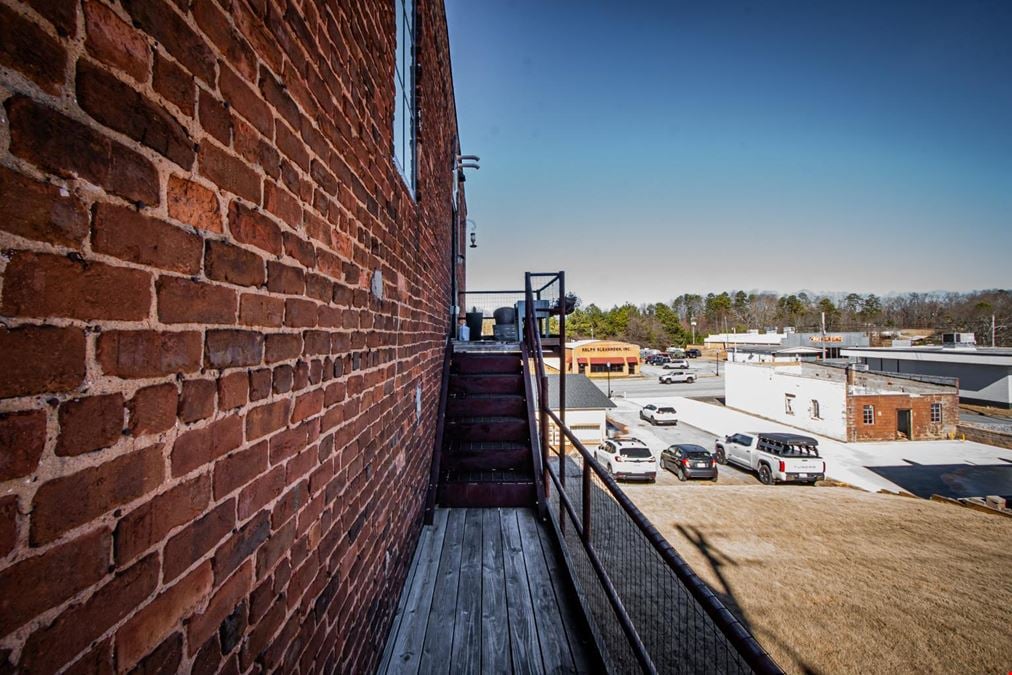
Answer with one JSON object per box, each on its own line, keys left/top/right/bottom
{"left": 810, "top": 399, "right": 821, "bottom": 419}
{"left": 930, "top": 402, "right": 942, "bottom": 423}
{"left": 393, "top": 0, "right": 417, "bottom": 196}
{"left": 784, "top": 393, "right": 795, "bottom": 415}
{"left": 863, "top": 404, "right": 875, "bottom": 425}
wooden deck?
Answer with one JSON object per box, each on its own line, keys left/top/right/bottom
{"left": 378, "top": 508, "right": 600, "bottom": 674}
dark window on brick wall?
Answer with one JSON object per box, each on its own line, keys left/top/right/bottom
{"left": 863, "top": 404, "right": 874, "bottom": 424}
{"left": 394, "top": 0, "right": 417, "bottom": 194}
{"left": 931, "top": 402, "right": 942, "bottom": 423}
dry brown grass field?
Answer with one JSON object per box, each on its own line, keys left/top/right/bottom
{"left": 621, "top": 482, "right": 1012, "bottom": 674}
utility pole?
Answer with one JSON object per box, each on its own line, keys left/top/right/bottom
{"left": 821, "top": 311, "right": 826, "bottom": 360}
{"left": 993, "top": 314, "right": 996, "bottom": 347}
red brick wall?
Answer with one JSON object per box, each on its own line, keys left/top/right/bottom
{"left": 847, "top": 393, "right": 959, "bottom": 441}
{"left": 0, "top": 0, "right": 462, "bottom": 671}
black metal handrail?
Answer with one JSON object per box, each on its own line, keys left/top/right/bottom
{"left": 521, "top": 272, "right": 783, "bottom": 675}
{"left": 423, "top": 337, "right": 452, "bottom": 526}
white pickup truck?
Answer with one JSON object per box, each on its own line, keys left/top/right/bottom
{"left": 714, "top": 432, "right": 825, "bottom": 485}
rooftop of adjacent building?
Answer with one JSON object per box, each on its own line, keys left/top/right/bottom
{"left": 729, "top": 359, "right": 959, "bottom": 395}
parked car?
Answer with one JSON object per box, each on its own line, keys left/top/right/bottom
{"left": 646, "top": 355, "right": 670, "bottom": 365}
{"left": 686, "top": 348, "right": 702, "bottom": 358}
{"left": 660, "top": 444, "right": 717, "bottom": 481}
{"left": 714, "top": 432, "right": 825, "bottom": 485}
{"left": 640, "top": 404, "right": 678, "bottom": 425}
{"left": 659, "top": 371, "right": 696, "bottom": 384}
{"left": 594, "top": 438, "right": 656, "bottom": 482}
{"left": 662, "top": 359, "right": 690, "bottom": 369}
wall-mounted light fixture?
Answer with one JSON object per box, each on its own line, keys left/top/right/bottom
{"left": 467, "top": 219, "right": 477, "bottom": 248}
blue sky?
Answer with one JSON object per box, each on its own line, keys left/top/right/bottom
{"left": 445, "top": 0, "right": 1012, "bottom": 308}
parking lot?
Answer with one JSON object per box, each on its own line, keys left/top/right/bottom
{"left": 591, "top": 359, "right": 726, "bottom": 400}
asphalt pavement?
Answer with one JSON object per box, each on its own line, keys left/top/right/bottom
{"left": 590, "top": 358, "right": 726, "bottom": 400}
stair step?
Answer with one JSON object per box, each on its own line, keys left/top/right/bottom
{"left": 444, "top": 416, "right": 528, "bottom": 443}
{"left": 451, "top": 354, "right": 522, "bottom": 374}
{"left": 449, "top": 374, "right": 524, "bottom": 396}
{"left": 442, "top": 441, "right": 532, "bottom": 472}
{"left": 436, "top": 470, "right": 536, "bottom": 508}
{"left": 446, "top": 394, "right": 526, "bottom": 418}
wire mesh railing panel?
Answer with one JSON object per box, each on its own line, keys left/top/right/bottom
{"left": 461, "top": 291, "right": 526, "bottom": 338}
{"left": 548, "top": 454, "right": 766, "bottom": 674}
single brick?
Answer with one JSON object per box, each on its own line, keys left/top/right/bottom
{"left": 97, "top": 330, "right": 202, "bottom": 379}
{"left": 0, "top": 3, "right": 67, "bottom": 94}
{"left": 31, "top": 445, "right": 165, "bottom": 545}
{"left": 291, "top": 389, "right": 324, "bottom": 424}
{"left": 167, "top": 174, "right": 222, "bottom": 234}
{"left": 83, "top": 0, "right": 150, "bottom": 81}
{"left": 198, "top": 88, "right": 232, "bottom": 145}
{"left": 0, "top": 410, "right": 47, "bottom": 481}
{"left": 0, "top": 528, "right": 110, "bottom": 636}
{"left": 56, "top": 393, "right": 125, "bottom": 457}
{"left": 249, "top": 369, "right": 273, "bottom": 402}
{"left": 267, "top": 261, "right": 306, "bottom": 295}
{"left": 237, "top": 466, "right": 283, "bottom": 522}
{"left": 179, "top": 379, "right": 217, "bottom": 423}
{"left": 245, "top": 400, "right": 290, "bottom": 441}
{"left": 283, "top": 232, "right": 317, "bottom": 269}
{"left": 114, "top": 474, "right": 210, "bottom": 564}
{"left": 272, "top": 365, "right": 294, "bottom": 395}
{"left": 0, "top": 326, "right": 85, "bottom": 398}
{"left": 239, "top": 293, "right": 285, "bottom": 327}
{"left": 1, "top": 251, "right": 151, "bottom": 321}
{"left": 170, "top": 416, "right": 243, "bottom": 477}
{"left": 206, "top": 240, "right": 265, "bottom": 287}
{"left": 217, "top": 371, "right": 249, "bottom": 411}
{"left": 115, "top": 561, "right": 212, "bottom": 671}
{"left": 162, "top": 499, "right": 235, "bottom": 581}
{"left": 0, "top": 166, "right": 89, "bottom": 247}
{"left": 213, "top": 441, "right": 268, "bottom": 499}
{"left": 128, "top": 383, "right": 179, "bottom": 436}
{"left": 157, "top": 276, "right": 238, "bottom": 325}
{"left": 77, "top": 60, "right": 194, "bottom": 168}
{"left": 228, "top": 201, "right": 282, "bottom": 255}
{"left": 284, "top": 298, "right": 318, "bottom": 328}
{"left": 265, "top": 333, "right": 303, "bottom": 364}
{"left": 92, "top": 203, "right": 202, "bottom": 274}
{"left": 153, "top": 51, "right": 195, "bottom": 116}
{"left": 199, "top": 143, "right": 261, "bottom": 204}
{"left": 205, "top": 330, "right": 264, "bottom": 369}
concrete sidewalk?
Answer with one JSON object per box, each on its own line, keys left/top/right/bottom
{"left": 615, "top": 396, "right": 1012, "bottom": 495}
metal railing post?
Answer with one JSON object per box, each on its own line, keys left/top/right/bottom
{"left": 558, "top": 272, "right": 567, "bottom": 535}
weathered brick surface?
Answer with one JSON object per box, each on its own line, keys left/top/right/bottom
{"left": 0, "top": 165, "right": 89, "bottom": 247}
{"left": 55, "top": 393, "right": 125, "bottom": 457}
{"left": 0, "top": 1, "right": 463, "bottom": 672}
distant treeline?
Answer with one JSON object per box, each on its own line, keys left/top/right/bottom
{"left": 565, "top": 290, "right": 1012, "bottom": 349}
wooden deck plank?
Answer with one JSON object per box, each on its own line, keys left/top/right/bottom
{"left": 383, "top": 509, "right": 450, "bottom": 674}
{"left": 481, "top": 509, "right": 512, "bottom": 674}
{"left": 377, "top": 516, "right": 432, "bottom": 673}
{"left": 532, "top": 514, "right": 598, "bottom": 674}
{"left": 418, "top": 509, "right": 466, "bottom": 674}
{"left": 517, "top": 508, "right": 578, "bottom": 674}
{"left": 501, "top": 509, "right": 545, "bottom": 675}
{"left": 450, "top": 509, "right": 483, "bottom": 673}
